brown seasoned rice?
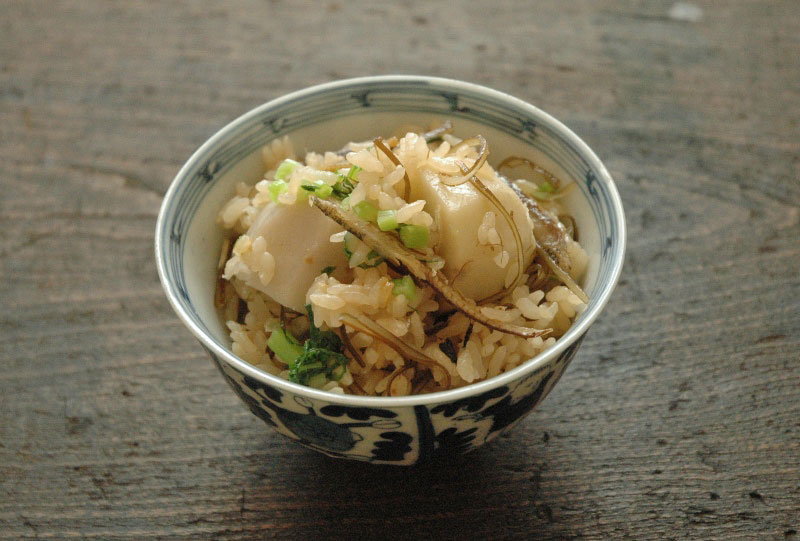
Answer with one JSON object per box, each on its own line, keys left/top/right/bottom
{"left": 215, "top": 127, "right": 588, "bottom": 396}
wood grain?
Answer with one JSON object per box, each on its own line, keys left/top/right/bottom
{"left": 1, "top": 1, "right": 798, "bottom": 539}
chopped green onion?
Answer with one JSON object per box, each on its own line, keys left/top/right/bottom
{"left": 268, "top": 180, "right": 288, "bottom": 203}
{"left": 296, "top": 186, "right": 310, "bottom": 203}
{"left": 343, "top": 231, "right": 357, "bottom": 259}
{"left": 539, "top": 181, "right": 555, "bottom": 193}
{"left": 320, "top": 265, "right": 336, "bottom": 275}
{"left": 340, "top": 196, "right": 350, "bottom": 209}
{"left": 377, "top": 209, "right": 399, "bottom": 231}
{"left": 392, "top": 275, "right": 418, "bottom": 303}
{"left": 300, "top": 180, "right": 333, "bottom": 199}
{"left": 332, "top": 178, "right": 354, "bottom": 198}
{"left": 331, "top": 166, "right": 360, "bottom": 198}
{"left": 346, "top": 165, "right": 362, "bottom": 180}
{"left": 399, "top": 224, "right": 430, "bottom": 249}
{"left": 267, "top": 328, "right": 304, "bottom": 365}
{"left": 275, "top": 159, "right": 301, "bottom": 181}
{"left": 353, "top": 200, "right": 378, "bottom": 222}
{"left": 360, "top": 250, "right": 384, "bottom": 269}
{"left": 316, "top": 183, "right": 333, "bottom": 199}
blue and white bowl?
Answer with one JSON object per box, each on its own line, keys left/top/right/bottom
{"left": 155, "top": 76, "right": 626, "bottom": 465}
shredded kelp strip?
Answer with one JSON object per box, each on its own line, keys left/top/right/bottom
{"left": 535, "top": 245, "right": 589, "bottom": 304}
{"left": 339, "top": 312, "right": 451, "bottom": 389}
{"left": 455, "top": 157, "right": 526, "bottom": 301}
{"left": 374, "top": 137, "right": 411, "bottom": 200}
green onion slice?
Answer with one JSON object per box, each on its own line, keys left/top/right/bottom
{"left": 275, "top": 159, "right": 301, "bottom": 181}
{"left": 377, "top": 209, "right": 399, "bottom": 231}
{"left": 398, "top": 224, "right": 429, "bottom": 249}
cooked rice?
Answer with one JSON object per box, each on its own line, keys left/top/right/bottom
{"left": 215, "top": 128, "right": 588, "bottom": 396}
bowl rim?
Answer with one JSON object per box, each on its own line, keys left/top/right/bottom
{"left": 155, "top": 74, "right": 626, "bottom": 407}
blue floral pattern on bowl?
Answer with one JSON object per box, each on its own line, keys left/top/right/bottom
{"left": 206, "top": 337, "right": 582, "bottom": 464}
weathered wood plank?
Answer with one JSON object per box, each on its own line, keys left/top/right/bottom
{"left": 1, "top": 0, "right": 798, "bottom": 539}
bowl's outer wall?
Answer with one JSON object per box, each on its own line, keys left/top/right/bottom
{"left": 207, "top": 336, "right": 583, "bottom": 464}
{"left": 156, "top": 76, "right": 625, "bottom": 464}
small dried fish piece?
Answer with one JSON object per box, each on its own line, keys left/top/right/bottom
{"left": 312, "top": 196, "right": 550, "bottom": 339}
{"left": 334, "top": 121, "right": 454, "bottom": 157}
{"left": 505, "top": 179, "right": 589, "bottom": 303}
{"left": 421, "top": 120, "right": 454, "bottom": 143}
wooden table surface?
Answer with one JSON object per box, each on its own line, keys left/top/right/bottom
{"left": 2, "top": 1, "right": 798, "bottom": 539}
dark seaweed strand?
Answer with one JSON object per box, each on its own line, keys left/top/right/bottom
{"left": 385, "top": 365, "right": 415, "bottom": 396}
{"left": 463, "top": 323, "right": 474, "bottom": 347}
{"left": 213, "top": 276, "right": 227, "bottom": 311}
{"left": 373, "top": 137, "right": 411, "bottom": 201}
{"left": 338, "top": 327, "right": 366, "bottom": 368}
{"left": 438, "top": 339, "right": 458, "bottom": 364}
{"left": 425, "top": 309, "right": 456, "bottom": 335}
{"left": 214, "top": 236, "right": 234, "bottom": 310}
{"left": 236, "top": 299, "right": 248, "bottom": 324}
{"left": 411, "top": 371, "right": 433, "bottom": 395}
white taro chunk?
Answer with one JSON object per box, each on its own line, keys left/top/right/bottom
{"left": 231, "top": 202, "right": 351, "bottom": 312}
{"left": 409, "top": 166, "right": 536, "bottom": 301}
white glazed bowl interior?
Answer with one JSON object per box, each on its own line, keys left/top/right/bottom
{"left": 156, "top": 76, "right": 625, "bottom": 409}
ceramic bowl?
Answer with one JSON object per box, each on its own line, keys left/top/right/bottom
{"left": 155, "top": 76, "right": 625, "bottom": 465}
